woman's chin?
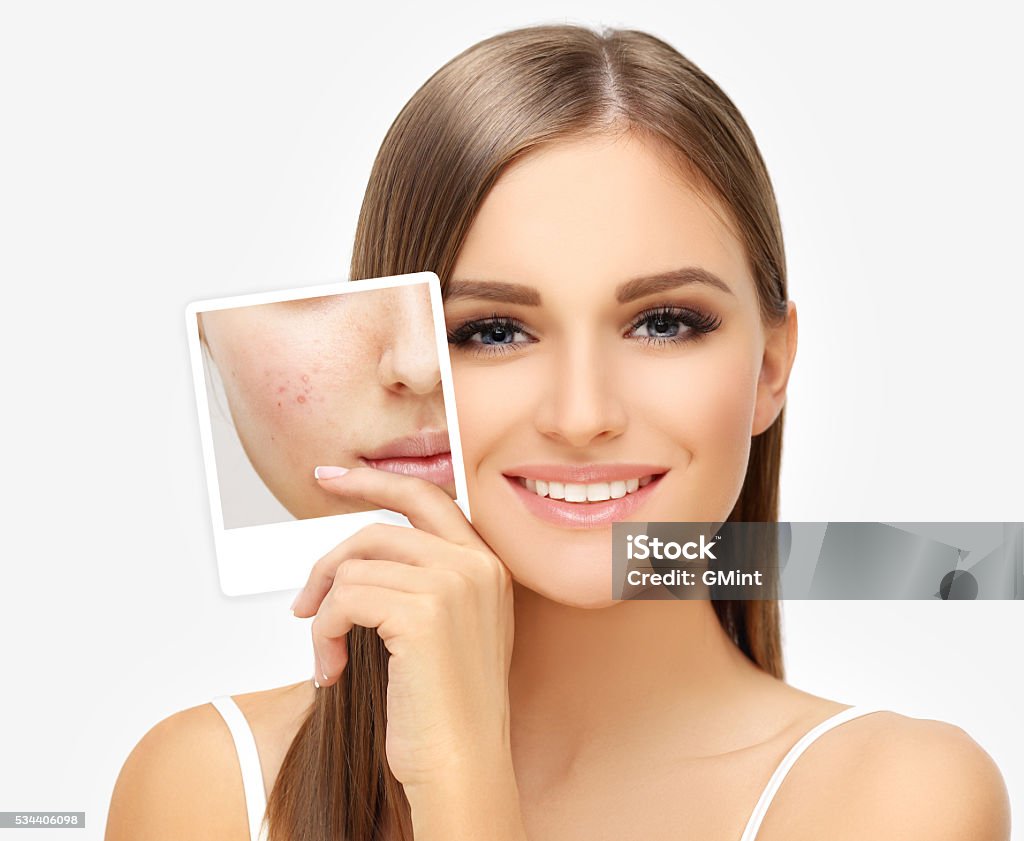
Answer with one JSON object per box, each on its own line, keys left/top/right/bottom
{"left": 510, "top": 566, "right": 624, "bottom": 610}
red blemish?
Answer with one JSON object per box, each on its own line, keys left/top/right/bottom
{"left": 277, "top": 386, "right": 286, "bottom": 393}
{"left": 297, "top": 395, "right": 306, "bottom": 404}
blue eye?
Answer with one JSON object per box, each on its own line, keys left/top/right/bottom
{"left": 627, "top": 306, "right": 722, "bottom": 345}
{"left": 446, "top": 315, "right": 532, "bottom": 356}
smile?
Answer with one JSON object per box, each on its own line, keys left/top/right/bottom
{"left": 516, "top": 474, "right": 656, "bottom": 502}
{"left": 502, "top": 463, "right": 669, "bottom": 529}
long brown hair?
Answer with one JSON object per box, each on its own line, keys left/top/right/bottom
{"left": 266, "top": 24, "right": 789, "bottom": 841}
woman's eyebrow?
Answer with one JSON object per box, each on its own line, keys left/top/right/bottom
{"left": 616, "top": 267, "right": 734, "bottom": 303}
{"left": 444, "top": 280, "right": 541, "bottom": 306}
{"left": 444, "top": 267, "right": 733, "bottom": 306}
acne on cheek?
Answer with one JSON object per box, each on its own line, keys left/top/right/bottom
{"left": 268, "top": 371, "right": 327, "bottom": 411}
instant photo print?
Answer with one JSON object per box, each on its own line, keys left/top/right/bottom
{"left": 185, "top": 272, "right": 470, "bottom": 596}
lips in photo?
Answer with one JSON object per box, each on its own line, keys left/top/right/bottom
{"left": 359, "top": 428, "right": 455, "bottom": 487}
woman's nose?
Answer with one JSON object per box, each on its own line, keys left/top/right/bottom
{"left": 376, "top": 289, "right": 442, "bottom": 396}
{"left": 533, "top": 335, "right": 628, "bottom": 447}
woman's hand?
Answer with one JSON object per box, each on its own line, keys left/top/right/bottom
{"left": 289, "top": 465, "right": 520, "bottom": 821}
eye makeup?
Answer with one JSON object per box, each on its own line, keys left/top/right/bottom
{"left": 446, "top": 314, "right": 532, "bottom": 357}
{"left": 445, "top": 303, "right": 723, "bottom": 358}
{"left": 627, "top": 305, "right": 722, "bottom": 347}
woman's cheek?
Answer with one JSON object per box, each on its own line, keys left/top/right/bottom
{"left": 221, "top": 349, "right": 325, "bottom": 447}
{"left": 450, "top": 363, "right": 509, "bottom": 490}
{"left": 219, "top": 336, "right": 364, "bottom": 501}
{"left": 631, "top": 344, "right": 758, "bottom": 521}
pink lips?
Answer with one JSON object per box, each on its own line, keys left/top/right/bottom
{"left": 504, "top": 470, "right": 667, "bottom": 528}
{"left": 358, "top": 428, "right": 455, "bottom": 487}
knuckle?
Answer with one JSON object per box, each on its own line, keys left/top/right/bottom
{"left": 441, "top": 568, "right": 472, "bottom": 598}
{"left": 328, "top": 583, "right": 350, "bottom": 608}
{"left": 336, "top": 558, "right": 364, "bottom": 583}
{"left": 360, "top": 521, "right": 389, "bottom": 541}
{"left": 417, "top": 593, "right": 445, "bottom": 624}
{"left": 462, "top": 547, "right": 501, "bottom": 585}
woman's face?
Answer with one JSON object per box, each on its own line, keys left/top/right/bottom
{"left": 200, "top": 283, "right": 455, "bottom": 518}
{"left": 445, "top": 131, "right": 796, "bottom": 608}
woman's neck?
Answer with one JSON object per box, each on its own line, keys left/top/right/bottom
{"left": 507, "top": 581, "right": 781, "bottom": 777}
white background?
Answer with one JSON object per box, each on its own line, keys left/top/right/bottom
{"left": 1, "top": 0, "right": 1021, "bottom": 837}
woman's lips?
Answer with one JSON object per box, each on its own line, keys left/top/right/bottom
{"left": 359, "top": 452, "right": 455, "bottom": 487}
{"left": 362, "top": 428, "right": 450, "bottom": 459}
{"left": 504, "top": 472, "right": 666, "bottom": 528}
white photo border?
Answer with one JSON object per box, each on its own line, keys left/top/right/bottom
{"left": 184, "top": 272, "right": 471, "bottom": 596}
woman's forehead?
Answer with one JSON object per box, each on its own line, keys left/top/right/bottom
{"left": 452, "top": 132, "right": 755, "bottom": 305}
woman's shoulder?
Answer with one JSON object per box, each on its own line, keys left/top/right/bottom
{"left": 227, "top": 679, "right": 317, "bottom": 795}
{"left": 765, "top": 704, "right": 1011, "bottom": 841}
{"left": 106, "top": 680, "right": 315, "bottom": 841}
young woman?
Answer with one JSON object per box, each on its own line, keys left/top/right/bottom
{"left": 106, "top": 25, "right": 1011, "bottom": 841}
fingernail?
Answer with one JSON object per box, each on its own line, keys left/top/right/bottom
{"left": 313, "top": 676, "right": 320, "bottom": 689}
{"left": 314, "top": 465, "right": 349, "bottom": 480}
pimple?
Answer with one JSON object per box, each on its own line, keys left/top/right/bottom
{"left": 297, "top": 395, "right": 306, "bottom": 404}
{"left": 302, "top": 374, "right": 310, "bottom": 383}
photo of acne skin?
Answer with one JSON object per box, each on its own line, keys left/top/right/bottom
{"left": 194, "top": 279, "right": 456, "bottom": 530}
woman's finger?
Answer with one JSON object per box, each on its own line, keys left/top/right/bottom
{"left": 311, "top": 582, "right": 427, "bottom": 686}
{"left": 314, "top": 465, "right": 481, "bottom": 547}
{"left": 291, "top": 522, "right": 475, "bottom": 617}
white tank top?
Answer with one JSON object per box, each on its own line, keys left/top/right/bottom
{"left": 211, "top": 696, "right": 885, "bottom": 841}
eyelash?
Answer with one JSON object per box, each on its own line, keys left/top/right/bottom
{"left": 446, "top": 305, "right": 723, "bottom": 358}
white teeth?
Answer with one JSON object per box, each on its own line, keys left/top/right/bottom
{"left": 564, "top": 483, "right": 588, "bottom": 502}
{"left": 517, "top": 474, "right": 657, "bottom": 502}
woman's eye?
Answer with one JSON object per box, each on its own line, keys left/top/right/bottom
{"left": 447, "top": 316, "right": 533, "bottom": 356}
{"left": 627, "top": 306, "right": 722, "bottom": 345}
{"left": 476, "top": 322, "right": 525, "bottom": 345}
{"left": 632, "top": 313, "right": 684, "bottom": 339}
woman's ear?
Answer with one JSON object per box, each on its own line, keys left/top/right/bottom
{"left": 751, "top": 300, "right": 798, "bottom": 436}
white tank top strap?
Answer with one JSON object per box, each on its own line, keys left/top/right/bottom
{"left": 738, "top": 705, "right": 888, "bottom": 841}
{"left": 211, "top": 696, "right": 270, "bottom": 841}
